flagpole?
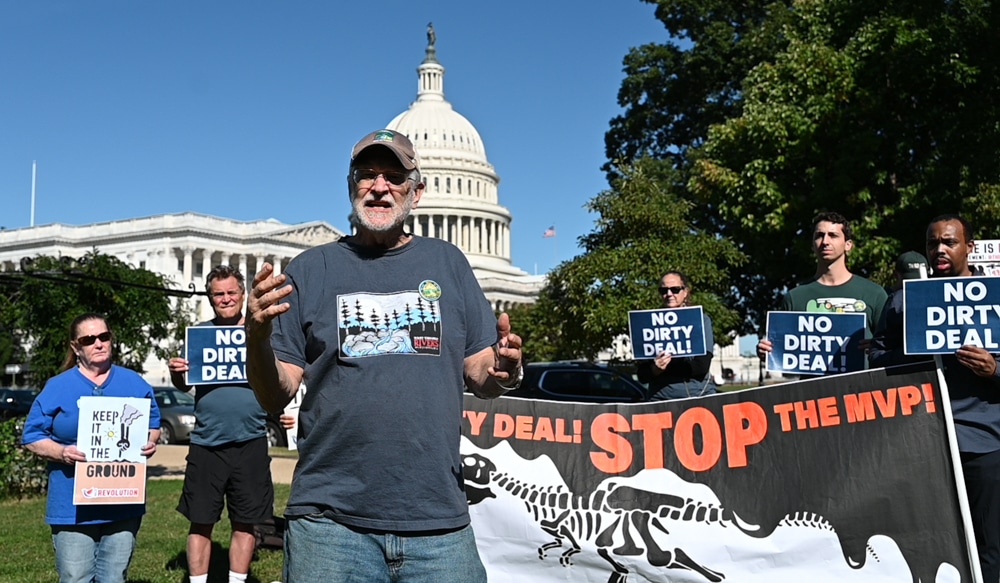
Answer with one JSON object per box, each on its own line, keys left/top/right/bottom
{"left": 552, "top": 232, "right": 557, "bottom": 269}
{"left": 30, "top": 161, "right": 37, "bottom": 227}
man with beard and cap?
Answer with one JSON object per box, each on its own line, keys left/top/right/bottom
{"left": 243, "top": 129, "right": 523, "bottom": 582}
{"left": 871, "top": 214, "right": 1000, "bottom": 581}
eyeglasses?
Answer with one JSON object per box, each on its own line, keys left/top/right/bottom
{"left": 659, "top": 286, "right": 686, "bottom": 296}
{"left": 352, "top": 168, "right": 411, "bottom": 187}
{"left": 77, "top": 332, "right": 112, "bottom": 346}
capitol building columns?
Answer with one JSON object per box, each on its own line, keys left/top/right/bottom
{"left": 181, "top": 245, "right": 195, "bottom": 285}
{"left": 160, "top": 246, "right": 293, "bottom": 321}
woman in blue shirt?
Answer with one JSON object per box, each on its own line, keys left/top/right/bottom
{"left": 23, "top": 313, "right": 160, "bottom": 583}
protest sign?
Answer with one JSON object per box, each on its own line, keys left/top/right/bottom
{"left": 627, "top": 306, "right": 706, "bottom": 359}
{"left": 74, "top": 396, "right": 150, "bottom": 505}
{"left": 461, "top": 362, "right": 976, "bottom": 582}
{"left": 969, "top": 240, "right": 1000, "bottom": 277}
{"left": 283, "top": 383, "right": 307, "bottom": 451}
{"left": 185, "top": 326, "right": 246, "bottom": 385}
{"left": 903, "top": 276, "right": 1000, "bottom": 354}
{"left": 765, "top": 311, "right": 866, "bottom": 375}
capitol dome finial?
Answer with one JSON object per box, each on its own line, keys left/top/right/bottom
{"left": 424, "top": 22, "right": 438, "bottom": 64}
{"left": 417, "top": 23, "right": 444, "bottom": 102}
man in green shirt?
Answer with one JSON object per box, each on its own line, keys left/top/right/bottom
{"left": 756, "top": 211, "right": 887, "bottom": 367}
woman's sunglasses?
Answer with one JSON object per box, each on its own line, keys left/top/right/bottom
{"left": 77, "top": 332, "right": 112, "bottom": 346}
{"left": 659, "top": 286, "right": 686, "bottom": 295}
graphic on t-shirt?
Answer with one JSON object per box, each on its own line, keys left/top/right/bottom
{"left": 338, "top": 288, "right": 442, "bottom": 357}
{"left": 805, "top": 297, "right": 867, "bottom": 313}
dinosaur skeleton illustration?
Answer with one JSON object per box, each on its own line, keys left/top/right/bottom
{"left": 463, "top": 453, "right": 834, "bottom": 583}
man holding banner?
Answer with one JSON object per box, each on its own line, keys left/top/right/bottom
{"left": 871, "top": 214, "right": 1000, "bottom": 581}
{"left": 757, "top": 212, "right": 886, "bottom": 374}
{"left": 167, "top": 265, "right": 273, "bottom": 583}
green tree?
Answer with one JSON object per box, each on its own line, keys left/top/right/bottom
{"left": 689, "top": 0, "right": 1000, "bottom": 329}
{"left": 525, "top": 159, "right": 744, "bottom": 361}
{"left": 0, "top": 251, "right": 194, "bottom": 384}
{"left": 606, "top": 0, "right": 793, "bottom": 171}
{"left": 607, "top": 0, "right": 1000, "bottom": 332}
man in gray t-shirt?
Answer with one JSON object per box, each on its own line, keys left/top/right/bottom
{"left": 245, "top": 129, "right": 523, "bottom": 583}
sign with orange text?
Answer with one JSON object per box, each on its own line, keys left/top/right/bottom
{"left": 461, "top": 362, "right": 976, "bottom": 582}
{"left": 74, "top": 396, "right": 149, "bottom": 505}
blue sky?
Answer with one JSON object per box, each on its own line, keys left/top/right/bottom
{"left": 0, "top": 0, "right": 667, "bottom": 277}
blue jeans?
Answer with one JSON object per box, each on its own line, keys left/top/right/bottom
{"left": 51, "top": 517, "right": 141, "bottom": 583}
{"left": 284, "top": 514, "right": 487, "bottom": 583}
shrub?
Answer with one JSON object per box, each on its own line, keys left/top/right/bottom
{"left": 0, "top": 418, "right": 47, "bottom": 500}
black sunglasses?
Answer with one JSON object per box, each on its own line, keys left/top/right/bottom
{"left": 352, "top": 168, "right": 411, "bottom": 186}
{"left": 77, "top": 332, "right": 112, "bottom": 346}
{"left": 659, "top": 286, "right": 686, "bottom": 295}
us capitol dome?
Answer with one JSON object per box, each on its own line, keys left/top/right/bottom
{"left": 386, "top": 25, "right": 543, "bottom": 310}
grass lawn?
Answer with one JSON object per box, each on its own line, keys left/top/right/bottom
{"left": 0, "top": 479, "right": 291, "bottom": 583}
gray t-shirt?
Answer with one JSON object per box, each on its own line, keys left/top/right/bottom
{"left": 189, "top": 320, "right": 268, "bottom": 446}
{"left": 271, "top": 236, "right": 497, "bottom": 532}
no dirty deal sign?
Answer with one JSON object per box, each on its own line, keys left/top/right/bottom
{"left": 185, "top": 326, "right": 247, "bottom": 385}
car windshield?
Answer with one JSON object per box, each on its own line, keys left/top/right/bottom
{"left": 10, "top": 391, "right": 38, "bottom": 405}
{"left": 156, "top": 390, "right": 195, "bottom": 407}
{"left": 2, "top": 389, "right": 38, "bottom": 406}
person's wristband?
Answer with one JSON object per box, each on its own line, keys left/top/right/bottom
{"left": 496, "top": 364, "right": 523, "bottom": 391}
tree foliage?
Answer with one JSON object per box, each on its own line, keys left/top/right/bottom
{"left": 605, "top": 0, "right": 1000, "bottom": 333}
{"left": 522, "top": 159, "right": 744, "bottom": 361}
{"left": 0, "top": 251, "right": 194, "bottom": 385}
{"left": 606, "top": 0, "right": 793, "bottom": 170}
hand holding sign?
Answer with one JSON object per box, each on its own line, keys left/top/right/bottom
{"left": 167, "top": 357, "right": 190, "bottom": 375}
{"left": 652, "top": 352, "right": 673, "bottom": 371}
{"left": 956, "top": 345, "right": 999, "bottom": 377}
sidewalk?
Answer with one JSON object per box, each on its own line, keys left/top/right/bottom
{"left": 148, "top": 444, "right": 297, "bottom": 484}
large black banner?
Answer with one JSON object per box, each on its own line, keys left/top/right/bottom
{"left": 461, "top": 362, "right": 975, "bottom": 582}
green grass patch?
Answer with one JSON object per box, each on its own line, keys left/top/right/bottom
{"left": 0, "top": 479, "right": 290, "bottom": 583}
{"left": 268, "top": 447, "right": 299, "bottom": 460}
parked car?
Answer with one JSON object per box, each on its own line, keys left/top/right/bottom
{"left": 265, "top": 412, "right": 288, "bottom": 448}
{"left": 0, "top": 388, "right": 39, "bottom": 419}
{"left": 504, "top": 362, "right": 648, "bottom": 403}
{"left": 153, "top": 386, "right": 289, "bottom": 448}
{"left": 153, "top": 387, "right": 196, "bottom": 445}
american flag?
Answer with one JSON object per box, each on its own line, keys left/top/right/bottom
{"left": 542, "top": 225, "right": 556, "bottom": 238}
